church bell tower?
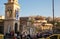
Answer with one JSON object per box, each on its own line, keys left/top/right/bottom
{"left": 4, "top": 0, "right": 20, "bottom": 34}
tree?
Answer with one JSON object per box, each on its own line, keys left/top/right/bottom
{"left": 56, "top": 22, "right": 60, "bottom": 26}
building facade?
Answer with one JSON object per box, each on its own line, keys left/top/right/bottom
{"left": 4, "top": 0, "right": 20, "bottom": 34}
{"left": 20, "top": 16, "right": 53, "bottom": 34}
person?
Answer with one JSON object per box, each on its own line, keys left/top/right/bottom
{"left": 20, "top": 34, "right": 22, "bottom": 39}
{"left": 22, "top": 32, "right": 26, "bottom": 39}
{"left": 13, "top": 36, "right": 16, "bottom": 39}
{"left": 27, "top": 34, "right": 32, "bottom": 39}
{"left": 17, "top": 32, "right": 20, "bottom": 39}
{"left": 37, "top": 32, "right": 42, "bottom": 38}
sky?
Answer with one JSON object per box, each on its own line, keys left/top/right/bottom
{"left": 0, "top": 0, "right": 60, "bottom": 17}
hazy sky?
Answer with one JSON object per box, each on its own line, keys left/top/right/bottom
{"left": 0, "top": 0, "right": 60, "bottom": 17}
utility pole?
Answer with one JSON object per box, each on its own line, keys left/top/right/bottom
{"left": 52, "top": 0, "right": 54, "bottom": 33}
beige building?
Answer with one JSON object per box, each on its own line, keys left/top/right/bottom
{"left": 41, "top": 24, "right": 53, "bottom": 31}
{"left": 20, "top": 16, "right": 53, "bottom": 34}
{"left": 0, "top": 16, "right": 5, "bottom": 19}
{"left": 4, "top": 0, "right": 20, "bottom": 34}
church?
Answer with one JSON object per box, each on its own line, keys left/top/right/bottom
{"left": 0, "top": 0, "right": 20, "bottom": 34}
{"left": 4, "top": 0, "right": 20, "bottom": 34}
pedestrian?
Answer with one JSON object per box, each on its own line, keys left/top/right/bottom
{"left": 20, "top": 34, "right": 22, "bottom": 39}
{"left": 13, "top": 36, "right": 16, "bottom": 39}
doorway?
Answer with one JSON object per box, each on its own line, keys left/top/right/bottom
{"left": 15, "top": 23, "right": 18, "bottom": 33}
